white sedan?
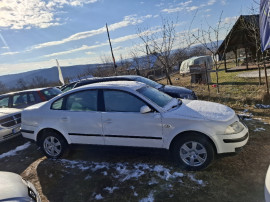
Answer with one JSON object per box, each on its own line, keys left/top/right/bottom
{"left": 21, "top": 81, "right": 249, "bottom": 170}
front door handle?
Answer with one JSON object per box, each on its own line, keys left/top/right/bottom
{"left": 61, "top": 117, "right": 69, "bottom": 121}
{"left": 104, "top": 119, "right": 112, "bottom": 124}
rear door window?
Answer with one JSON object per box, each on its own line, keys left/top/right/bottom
{"left": 0, "top": 97, "right": 9, "bottom": 108}
{"left": 12, "top": 93, "right": 28, "bottom": 108}
{"left": 65, "top": 90, "right": 98, "bottom": 111}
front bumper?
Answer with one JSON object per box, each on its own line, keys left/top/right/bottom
{"left": 0, "top": 125, "right": 21, "bottom": 143}
{"left": 213, "top": 124, "right": 249, "bottom": 154}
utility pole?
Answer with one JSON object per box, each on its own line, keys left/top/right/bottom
{"left": 106, "top": 23, "right": 117, "bottom": 75}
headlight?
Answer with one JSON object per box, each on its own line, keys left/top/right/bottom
{"left": 225, "top": 121, "right": 244, "bottom": 135}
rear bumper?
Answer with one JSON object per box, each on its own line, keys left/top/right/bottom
{"left": 21, "top": 125, "right": 37, "bottom": 141}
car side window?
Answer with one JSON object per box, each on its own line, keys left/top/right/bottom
{"left": 51, "top": 98, "right": 64, "bottom": 110}
{"left": 28, "top": 93, "right": 36, "bottom": 104}
{"left": 0, "top": 97, "right": 9, "bottom": 108}
{"left": 103, "top": 90, "right": 146, "bottom": 112}
{"left": 12, "top": 93, "right": 28, "bottom": 107}
{"left": 65, "top": 90, "right": 98, "bottom": 111}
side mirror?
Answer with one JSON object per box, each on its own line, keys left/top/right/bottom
{"left": 140, "top": 105, "right": 152, "bottom": 114}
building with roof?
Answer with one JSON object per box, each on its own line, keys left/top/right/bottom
{"left": 217, "top": 15, "right": 260, "bottom": 71}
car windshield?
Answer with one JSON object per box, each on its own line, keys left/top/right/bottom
{"left": 134, "top": 77, "right": 163, "bottom": 89}
{"left": 137, "top": 86, "right": 173, "bottom": 108}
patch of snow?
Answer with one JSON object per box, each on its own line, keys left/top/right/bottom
{"left": 254, "top": 127, "right": 266, "bottom": 132}
{"left": 238, "top": 113, "right": 253, "bottom": 121}
{"left": 255, "top": 104, "right": 270, "bottom": 109}
{"left": 134, "top": 191, "right": 138, "bottom": 196}
{"left": 148, "top": 178, "right": 158, "bottom": 185}
{"left": 84, "top": 175, "right": 91, "bottom": 180}
{"left": 172, "top": 172, "right": 184, "bottom": 178}
{"left": 102, "top": 171, "right": 108, "bottom": 176}
{"left": 188, "top": 174, "right": 205, "bottom": 186}
{"left": 0, "top": 142, "right": 31, "bottom": 159}
{"left": 139, "top": 192, "right": 154, "bottom": 202}
{"left": 104, "top": 186, "right": 119, "bottom": 194}
{"left": 48, "top": 173, "right": 53, "bottom": 178}
{"left": 58, "top": 160, "right": 205, "bottom": 189}
{"left": 95, "top": 194, "right": 103, "bottom": 200}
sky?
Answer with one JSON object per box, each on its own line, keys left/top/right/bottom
{"left": 0, "top": 0, "right": 258, "bottom": 76}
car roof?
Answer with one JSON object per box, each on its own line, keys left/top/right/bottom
{"left": 77, "top": 75, "right": 141, "bottom": 84}
{"left": 0, "top": 87, "right": 53, "bottom": 97}
{"left": 76, "top": 80, "right": 146, "bottom": 91}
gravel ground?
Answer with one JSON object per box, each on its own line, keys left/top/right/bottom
{"left": 238, "top": 69, "right": 270, "bottom": 78}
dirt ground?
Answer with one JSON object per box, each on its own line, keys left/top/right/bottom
{"left": 0, "top": 116, "right": 269, "bottom": 202}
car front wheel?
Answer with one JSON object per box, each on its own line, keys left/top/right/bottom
{"left": 172, "top": 133, "right": 215, "bottom": 171}
{"left": 41, "top": 131, "right": 69, "bottom": 159}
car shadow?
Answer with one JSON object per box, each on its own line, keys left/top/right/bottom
{"left": 0, "top": 135, "right": 43, "bottom": 174}
{"left": 36, "top": 145, "right": 172, "bottom": 201}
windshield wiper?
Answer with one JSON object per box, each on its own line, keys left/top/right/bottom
{"left": 171, "top": 99, "right": 182, "bottom": 109}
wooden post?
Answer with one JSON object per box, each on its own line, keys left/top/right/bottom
{"left": 263, "top": 52, "right": 269, "bottom": 94}
{"left": 204, "top": 62, "right": 210, "bottom": 95}
{"left": 106, "top": 23, "right": 117, "bottom": 76}
{"left": 233, "top": 49, "right": 238, "bottom": 66}
{"left": 245, "top": 47, "right": 249, "bottom": 69}
{"left": 224, "top": 52, "right": 227, "bottom": 72}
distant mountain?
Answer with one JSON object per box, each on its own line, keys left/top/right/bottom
{"left": 0, "top": 64, "right": 98, "bottom": 88}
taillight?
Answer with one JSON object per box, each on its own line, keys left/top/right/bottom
{"left": 37, "top": 91, "right": 46, "bottom": 101}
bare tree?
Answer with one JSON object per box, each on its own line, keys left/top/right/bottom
{"left": 16, "top": 78, "right": 28, "bottom": 90}
{"left": 0, "top": 81, "right": 7, "bottom": 94}
{"left": 129, "top": 51, "right": 142, "bottom": 75}
{"left": 29, "top": 76, "right": 49, "bottom": 88}
{"left": 99, "top": 54, "right": 117, "bottom": 76}
{"left": 191, "top": 12, "right": 232, "bottom": 93}
{"left": 138, "top": 18, "right": 179, "bottom": 85}
{"left": 118, "top": 54, "right": 131, "bottom": 75}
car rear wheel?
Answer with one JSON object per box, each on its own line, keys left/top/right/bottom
{"left": 172, "top": 133, "right": 215, "bottom": 171}
{"left": 41, "top": 131, "right": 69, "bottom": 159}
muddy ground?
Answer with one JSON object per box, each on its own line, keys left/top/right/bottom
{"left": 0, "top": 117, "right": 269, "bottom": 202}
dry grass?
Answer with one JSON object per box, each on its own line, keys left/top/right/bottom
{"left": 159, "top": 69, "right": 270, "bottom": 122}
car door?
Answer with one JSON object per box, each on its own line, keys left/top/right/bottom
{"left": 101, "top": 89, "right": 163, "bottom": 148}
{"left": 51, "top": 90, "right": 104, "bottom": 145}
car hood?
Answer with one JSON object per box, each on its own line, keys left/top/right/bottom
{"left": 162, "top": 85, "right": 193, "bottom": 94}
{"left": 0, "top": 172, "right": 28, "bottom": 200}
{"left": 166, "top": 99, "right": 235, "bottom": 122}
{"left": 0, "top": 108, "right": 22, "bottom": 117}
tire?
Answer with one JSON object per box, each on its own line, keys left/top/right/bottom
{"left": 41, "top": 130, "right": 69, "bottom": 159}
{"left": 172, "top": 133, "right": 215, "bottom": 171}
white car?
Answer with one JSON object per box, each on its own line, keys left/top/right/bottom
{"left": 21, "top": 81, "right": 249, "bottom": 170}
{"left": 0, "top": 108, "right": 21, "bottom": 143}
{"left": 0, "top": 171, "right": 41, "bottom": 202}
{"left": 266, "top": 166, "right": 270, "bottom": 202}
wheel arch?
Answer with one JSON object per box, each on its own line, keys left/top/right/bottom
{"left": 168, "top": 130, "right": 217, "bottom": 154}
{"left": 36, "top": 128, "right": 70, "bottom": 146}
